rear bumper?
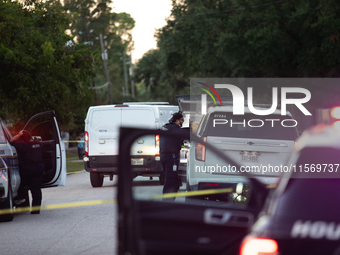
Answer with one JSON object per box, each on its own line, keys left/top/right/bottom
{"left": 84, "top": 155, "right": 119, "bottom": 173}
{"left": 84, "top": 155, "right": 163, "bottom": 175}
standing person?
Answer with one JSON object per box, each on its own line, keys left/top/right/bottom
{"left": 160, "top": 112, "right": 190, "bottom": 200}
{"left": 77, "top": 132, "right": 85, "bottom": 160}
{"left": 10, "top": 130, "right": 44, "bottom": 214}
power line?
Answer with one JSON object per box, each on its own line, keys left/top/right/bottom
{"left": 90, "top": 82, "right": 109, "bottom": 90}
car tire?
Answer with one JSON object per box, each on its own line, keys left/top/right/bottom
{"left": 90, "top": 172, "right": 104, "bottom": 187}
{"left": 159, "top": 171, "right": 165, "bottom": 185}
{"left": 0, "top": 180, "right": 14, "bottom": 222}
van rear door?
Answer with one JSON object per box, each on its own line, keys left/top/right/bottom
{"left": 121, "top": 107, "right": 157, "bottom": 129}
{"left": 89, "top": 108, "right": 122, "bottom": 156}
{"left": 122, "top": 107, "right": 163, "bottom": 178}
{"left": 23, "top": 111, "right": 66, "bottom": 187}
{"left": 122, "top": 107, "right": 159, "bottom": 166}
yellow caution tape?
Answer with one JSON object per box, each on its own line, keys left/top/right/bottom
{"left": 0, "top": 199, "right": 116, "bottom": 215}
{"left": 0, "top": 184, "right": 277, "bottom": 215}
{"left": 266, "top": 184, "right": 277, "bottom": 189}
{"left": 151, "top": 182, "right": 277, "bottom": 200}
{"left": 0, "top": 189, "right": 234, "bottom": 215}
{"left": 152, "top": 183, "right": 277, "bottom": 199}
{"left": 150, "top": 188, "right": 234, "bottom": 200}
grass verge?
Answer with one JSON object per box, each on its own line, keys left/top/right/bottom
{"left": 66, "top": 148, "right": 85, "bottom": 174}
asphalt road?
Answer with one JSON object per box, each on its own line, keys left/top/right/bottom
{"left": 0, "top": 171, "right": 118, "bottom": 255}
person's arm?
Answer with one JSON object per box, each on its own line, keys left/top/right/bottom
{"left": 178, "top": 127, "right": 191, "bottom": 140}
{"left": 10, "top": 130, "right": 23, "bottom": 143}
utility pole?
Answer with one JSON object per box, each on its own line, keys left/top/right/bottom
{"left": 100, "top": 33, "right": 113, "bottom": 104}
{"left": 85, "top": 27, "right": 97, "bottom": 105}
{"left": 123, "top": 51, "right": 129, "bottom": 97}
{"left": 129, "top": 54, "right": 135, "bottom": 98}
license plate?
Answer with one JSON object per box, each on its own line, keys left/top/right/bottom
{"left": 131, "top": 158, "right": 144, "bottom": 165}
{"left": 241, "top": 155, "right": 258, "bottom": 162}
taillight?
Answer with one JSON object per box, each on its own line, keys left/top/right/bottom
{"left": 332, "top": 120, "right": 340, "bottom": 132}
{"left": 240, "top": 238, "right": 279, "bottom": 255}
{"left": 84, "top": 131, "right": 89, "bottom": 156}
{"left": 195, "top": 137, "right": 206, "bottom": 161}
{"left": 155, "top": 134, "right": 160, "bottom": 155}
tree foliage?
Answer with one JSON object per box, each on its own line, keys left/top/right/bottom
{"left": 134, "top": 0, "right": 340, "bottom": 105}
{"left": 63, "top": 0, "right": 135, "bottom": 104}
{"left": 0, "top": 0, "right": 97, "bottom": 129}
{"left": 133, "top": 48, "right": 190, "bottom": 104}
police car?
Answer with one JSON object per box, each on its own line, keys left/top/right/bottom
{"left": 0, "top": 111, "right": 66, "bottom": 222}
{"left": 240, "top": 124, "right": 340, "bottom": 255}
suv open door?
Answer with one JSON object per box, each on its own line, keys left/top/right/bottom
{"left": 117, "top": 127, "right": 270, "bottom": 255}
{"left": 23, "top": 110, "right": 66, "bottom": 187}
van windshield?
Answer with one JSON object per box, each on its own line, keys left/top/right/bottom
{"left": 201, "top": 112, "right": 298, "bottom": 140}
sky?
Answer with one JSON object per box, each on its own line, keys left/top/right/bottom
{"left": 112, "top": 0, "right": 172, "bottom": 63}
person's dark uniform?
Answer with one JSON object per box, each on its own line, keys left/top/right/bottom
{"left": 160, "top": 112, "right": 190, "bottom": 200}
{"left": 11, "top": 130, "right": 45, "bottom": 214}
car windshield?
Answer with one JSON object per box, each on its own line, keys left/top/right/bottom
{"left": 276, "top": 147, "right": 340, "bottom": 218}
{"left": 201, "top": 112, "right": 298, "bottom": 140}
{"left": 276, "top": 178, "right": 340, "bottom": 219}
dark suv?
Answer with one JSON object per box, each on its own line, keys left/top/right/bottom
{"left": 240, "top": 124, "right": 340, "bottom": 255}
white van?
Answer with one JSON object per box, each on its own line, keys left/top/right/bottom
{"left": 83, "top": 103, "right": 179, "bottom": 187}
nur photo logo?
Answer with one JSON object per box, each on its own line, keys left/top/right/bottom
{"left": 191, "top": 78, "right": 314, "bottom": 129}
{"left": 199, "top": 83, "right": 311, "bottom": 117}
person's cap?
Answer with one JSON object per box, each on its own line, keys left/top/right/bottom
{"left": 171, "top": 112, "right": 183, "bottom": 122}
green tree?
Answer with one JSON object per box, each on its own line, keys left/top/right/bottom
{"left": 0, "top": 0, "right": 97, "bottom": 129}
{"left": 135, "top": 0, "right": 340, "bottom": 106}
{"left": 133, "top": 49, "right": 189, "bottom": 104}
{"left": 134, "top": 49, "right": 162, "bottom": 94}
{"left": 63, "top": 0, "right": 135, "bottom": 104}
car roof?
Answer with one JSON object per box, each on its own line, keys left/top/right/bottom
{"left": 88, "top": 104, "right": 177, "bottom": 110}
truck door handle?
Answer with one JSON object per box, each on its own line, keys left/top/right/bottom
{"left": 204, "top": 209, "right": 254, "bottom": 227}
{"left": 204, "top": 209, "right": 231, "bottom": 225}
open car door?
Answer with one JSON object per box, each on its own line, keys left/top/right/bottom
{"left": 117, "top": 128, "right": 270, "bottom": 255}
{"left": 23, "top": 110, "right": 66, "bottom": 188}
